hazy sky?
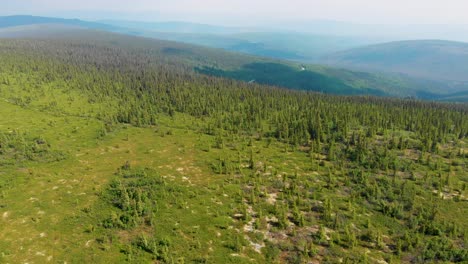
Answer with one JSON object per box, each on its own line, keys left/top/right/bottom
{"left": 3, "top": 0, "right": 468, "bottom": 25}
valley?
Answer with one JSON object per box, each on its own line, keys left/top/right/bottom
{"left": 1, "top": 16, "right": 468, "bottom": 102}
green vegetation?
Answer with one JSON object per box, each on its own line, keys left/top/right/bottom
{"left": 0, "top": 131, "right": 66, "bottom": 165}
{"left": 2, "top": 25, "right": 467, "bottom": 100}
{"left": 195, "top": 62, "right": 386, "bottom": 95}
{"left": 0, "top": 36, "right": 467, "bottom": 263}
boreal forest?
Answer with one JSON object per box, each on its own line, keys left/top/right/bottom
{"left": 0, "top": 16, "right": 467, "bottom": 264}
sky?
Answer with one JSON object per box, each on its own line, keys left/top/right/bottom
{"left": 2, "top": 0, "right": 468, "bottom": 26}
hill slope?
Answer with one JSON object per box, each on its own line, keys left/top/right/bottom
{"left": 0, "top": 26, "right": 401, "bottom": 97}
{"left": 1, "top": 24, "right": 467, "bottom": 100}
{"left": 0, "top": 15, "right": 121, "bottom": 31}
{"left": 0, "top": 36, "right": 467, "bottom": 263}
{"left": 99, "top": 19, "right": 244, "bottom": 34}
{"left": 322, "top": 40, "right": 468, "bottom": 84}
{"left": 0, "top": 16, "right": 384, "bottom": 62}
{"left": 99, "top": 20, "right": 383, "bottom": 61}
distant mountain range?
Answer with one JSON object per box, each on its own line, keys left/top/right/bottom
{"left": 0, "top": 15, "right": 467, "bottom": 101}
{"left": 0, "top": 15, "right": 120, "bottom": 31}
{"left": 98, "top": 19, "right": 246, "bottom": 34}
{"left": 321, "top": 40, "right": 468, "bottom": 83}
{"left": 0, "top": 16, "right": 383, "bottom": 61}
{"left": 274, "top": 20, "right": 468, "bottom": 42}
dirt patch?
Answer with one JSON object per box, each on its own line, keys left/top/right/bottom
{"left": 117, "top": 225, "right": 154, "bottom": 244}
{"left": 266, "top": 193, "right": 277, "bottom": 205}
{"left": 2, "top": 211, "right": 9, "bottom": 219}
{"left": 85, "top": 239, "right": 93, "bottom": 247}
{"left": 242, "top": 205, "right": 266, "bottom": 253}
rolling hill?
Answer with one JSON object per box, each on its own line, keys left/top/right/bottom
{"left": 0, "top": 25, "right": 423, "bottom": 98}
{"left": 0, "top": 15, "right": 121, "bottom": 31}
{"left": 0, "top": 18, "right": 467, "bottom": 101}
{"left": 0, "top": 16, "right": 383, "bottom": 62}
{"left": 144, "top": 31, "right": 379, "bottom": 61}
{"left": 322, "top": 40, "right": 468, "bottom": 85}
{"left": 98, "top": 19, "right": 245, "bottom": 34}
{"left": 100, "top": 19, "right": 383, "bottom": 61}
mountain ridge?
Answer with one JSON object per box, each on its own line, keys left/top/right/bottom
{"left": 321, "top": 39, "right": 468, "bottom": 84}
{"left": 0, "top": 16, "right": 467, "bottom": 101}
{"left": 0, "top": 15, "right": 122, "bottom": 31}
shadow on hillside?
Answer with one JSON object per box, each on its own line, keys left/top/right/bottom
{"left": 416, "top": 89, "right": 468, "bottom": 102}
{"left": 195, "top": 62, "right": 387, "bottom": 96}
{"left": 162, "top": 47, "right": 194, "bottom": 56}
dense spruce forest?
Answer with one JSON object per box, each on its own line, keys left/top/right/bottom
{"left": 2, "top": 26, "right": 467, "bottom": 101}
{"left": 0, "top": 36, "right": 467, "bottom": 264}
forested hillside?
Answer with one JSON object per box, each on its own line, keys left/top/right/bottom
{"left": 1, "top": 26, "right": 467, "bottom": 100}
{"left": 0, "top": 37, "right": 467, "bottom": 263}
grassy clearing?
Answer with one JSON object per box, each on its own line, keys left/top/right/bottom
{"left": 0, "top": 97, "right": 256, "bottom": 262}
{"left": 0, "top": 97, "right": 467, "bottom": 263}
